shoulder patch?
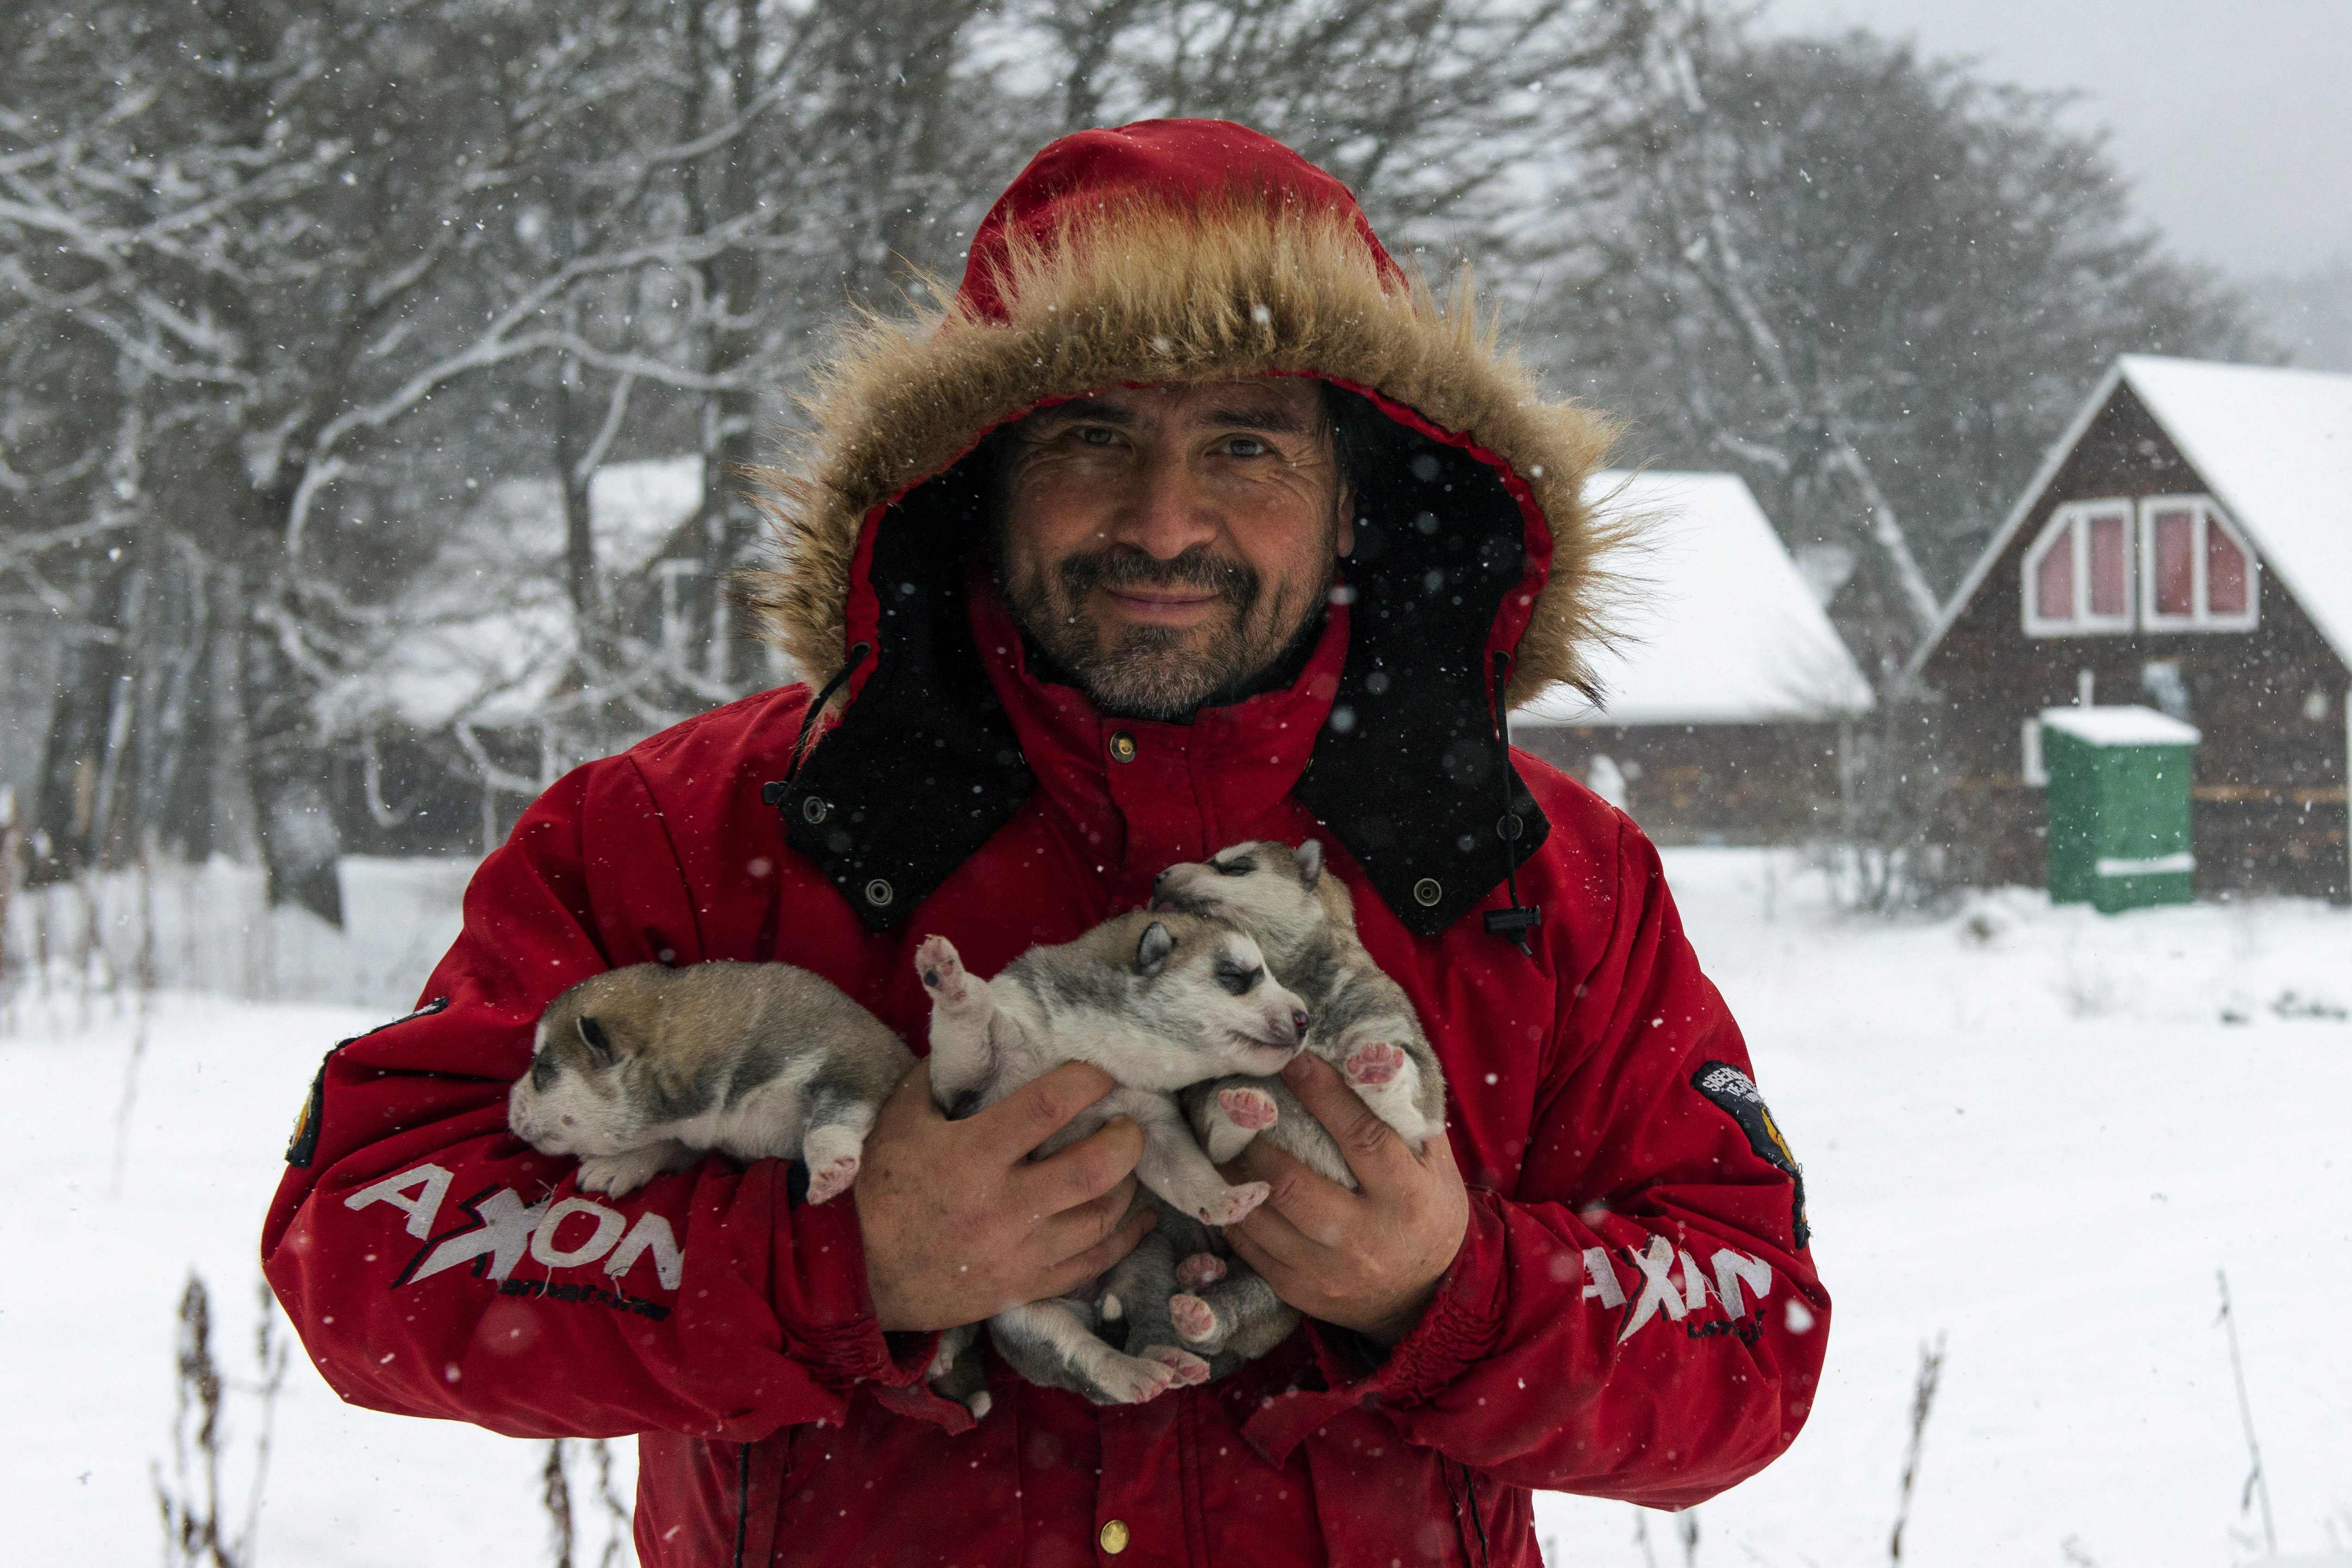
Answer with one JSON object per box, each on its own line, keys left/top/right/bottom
{"left": 1691, "top": 1060, "right": 1809, "bottom": 1249}
{"left": 286, "top": 997, "right": 452, "bottom": 1167}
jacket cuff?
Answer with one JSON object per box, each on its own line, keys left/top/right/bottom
{"left": 772, "top": 1175, "right": 938, "bottom": 1394}
{"left": 1318, "top": 1189, "right": 1508, "bottom": 1410}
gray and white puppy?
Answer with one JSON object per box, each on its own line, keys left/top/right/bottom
{"left": 915, "top": 912, "right": 1310, "bottom": 1410}
{"left": 509, "top": 961, "right": 913, "bottom": 1203}
{"left": 1119, "top": 838, "right": 1444, "bottom": 1364}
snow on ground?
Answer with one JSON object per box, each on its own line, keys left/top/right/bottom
{"left": 1532, "top": 852, "right": 2352, "bottom": 1568}
{"left": 2, "top": 849, "right": 2345, "bottom": 1566}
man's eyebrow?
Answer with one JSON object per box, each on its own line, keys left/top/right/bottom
{"left": 1201, "top": 403, "right": 1311, "bottom": 436}
{"left": 1031, "top": 398, "right": 1135, "bottom": 427}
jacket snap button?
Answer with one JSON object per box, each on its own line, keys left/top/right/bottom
{"left": 1107, "top": 732, "right": 1138, "bottom": 764}
{"left": 1413, "top": 877, "right": 1443, "bottom": 907}
{"left": 864, "top": 878, "right": 894, "bottom": 907}
{"left": 1098, "top": 1519, "right": 1130, "bottom": 1555}
{"left": 802, "top": 797, "right": 829, "bottom": 825}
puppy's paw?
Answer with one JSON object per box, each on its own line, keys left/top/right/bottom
{"left": 804, "top": 1153, "right": 860, "bottom": 1206}
{"left": 914, "top": 935, "right": 969, "bottom": 1005}
{"left": 1217, "top": 1085, "right": 1279, "bottom": 1131}
{"left": 1091, "top": 1352, "right": 1178, "bottom": 1406}
{"left": 1098, "top": 1291, "right": 1124, "bottom": 1322}
{"left": 1174, "top": 1252, "right": 1226, "bottom": 1290}
{"left": 1196, "top": 1181, "right": 1270, "bottom": 1227}
{"left": 961, "top": 1389, "right": 993, "bottom": 1421}
{"left": 1168, "top": 1293, "right": 1222, "bottom": 1347}
{"left": 1136, "top": 1343, "right": 1212, "bottom": 1388}
{"left": 1344, "top": 1041, "right": 1406, "bottom": 1087}
{"left": 575, "top": 1148, "right": 666, "bottom": 1197}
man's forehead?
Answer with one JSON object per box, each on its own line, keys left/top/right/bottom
{"left": 1027, "top": 378, "right": 1323, "bottom": 429}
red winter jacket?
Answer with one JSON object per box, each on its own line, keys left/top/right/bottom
{"left": 264, "top": 119, "right": 1826, "bottom": 1568}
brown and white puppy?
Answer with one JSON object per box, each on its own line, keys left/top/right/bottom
{"left": 1123, "top": 838, "right": 1444, "bottom": 1363}
{"left": 916, "top": 911, "right": 1310, "bottom": 1410}
{"left": 509, "top": 961, "right": 913, "bottom": 1203}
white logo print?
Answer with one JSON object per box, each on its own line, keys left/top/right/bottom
{"left": 345, "top": 1163, "right": 685, "bottom": 1294}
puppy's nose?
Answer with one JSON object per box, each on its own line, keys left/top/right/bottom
{"left": 1291, "top": 1009, "right": 1309, "bottom": 1037}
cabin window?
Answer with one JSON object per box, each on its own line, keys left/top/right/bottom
{"left": 2021, "top": 500, "right": 2135, "bottom": 636}
{"left": 2139, "top": 496, "right": 2257, "bottom": 631}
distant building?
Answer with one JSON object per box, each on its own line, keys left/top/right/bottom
{"left": 1911, "top": 356, "right": 2352, "bottom": 901}
{"left": 321, "top": 455, "right": 755, "bottom": 854}
{"left": 1513, "top": 471, "right": 1875, "bottom": 843}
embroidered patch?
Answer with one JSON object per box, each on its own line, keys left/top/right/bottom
{"left": 1691, "top": 1060, "right": 1809, "bottom": 1249}
{"left": 285, "top": 1057, "right": 330, "bottom": 1167}
{"left": 285, "top": 997, "right": 452, "bottom": 1167}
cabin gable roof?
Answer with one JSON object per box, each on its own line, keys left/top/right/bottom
{"left": 1910, "top": 356, "right": 2352, "bottom": 678}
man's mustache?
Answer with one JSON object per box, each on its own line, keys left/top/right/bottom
{"left": 1056, "top": 545, "right": 1258, "bottom": 608}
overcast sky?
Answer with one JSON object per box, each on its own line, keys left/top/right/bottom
{"left": 1766, "top": 0, "right": 2352, "bottom": 279}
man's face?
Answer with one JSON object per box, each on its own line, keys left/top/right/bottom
{"left": 993, "top": 379, "right": 1352, "bottom": 720}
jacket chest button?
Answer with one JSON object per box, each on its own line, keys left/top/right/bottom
{"left": 1413, "top": 877, "right": 1443, "bottom": 907}
{"left": 1098, "top": 1519, "right": 1130, "bottom": 1555}
{"left": 1107, "top": 732, "right": 1138, "bottom": 764}
{"left": 802, "top": 797, "right": 829, "bottom": 825}
{"left": 864, "top": 878, "right": 894, "bottom": 908}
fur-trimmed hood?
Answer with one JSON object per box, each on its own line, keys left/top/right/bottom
{"left": 740, "top": 120, "right": 1624, "bottom": 939}
{"left": 744, "top": 118, "right": 1618, "bottom": 711}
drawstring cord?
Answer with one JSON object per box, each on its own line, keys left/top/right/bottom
{"left": 761, "top": 641, "right": 871, "bottom": 811}
{"left": 1483, "top": 648, "right": 1543, "bottom": 957}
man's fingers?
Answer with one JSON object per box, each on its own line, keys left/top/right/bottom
{"left": 1236, "top": 1136, "right": 1359, "bottom": 1248}
{"left": 1044, "top": 1203, "right": 1157, "bottom": 1299}
{"left": 1279, "top": 1051, "right": 1414, "bottom": 1189}
{"left": 978, "top": 1060, "right": 1117, "bottom": 1161}
{"left": 1021, "top": 1113, "right": 1144, "bottom": 1214}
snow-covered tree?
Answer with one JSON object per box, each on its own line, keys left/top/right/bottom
{"left": 1553, "top": 13, "right": 2271, "bottom": 675}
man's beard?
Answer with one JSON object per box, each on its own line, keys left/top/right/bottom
{"left": 997, "top": 542, "right": 1329, "bottom": 721}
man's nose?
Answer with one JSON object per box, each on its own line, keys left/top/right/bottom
{"left": 1112, "top": 453, "right": 1220, "bottom": 559}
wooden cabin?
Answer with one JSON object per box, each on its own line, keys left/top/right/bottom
{"left": 1513, "top": 471, "right": 1875, "bottom": 843}
{"left": 1912, "top": 357, "right": 2352, "bottom": 901}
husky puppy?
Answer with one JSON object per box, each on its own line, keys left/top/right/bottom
{"left": 1119, "top": 838, "right": 1444, "bottom": 1363}
{"left": 916, "top": 912, "right": 1309, "bottom": 1409}
{"left": 509, "top": 961, "right": 913, "bottom": 1203}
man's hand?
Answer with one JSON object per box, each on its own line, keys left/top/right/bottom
{"left": 1223, "top": 1051, "right": 1469, "bottom": 1347}
{"left": 855, "top": 1059, "right": 1154, "bottom": 1333}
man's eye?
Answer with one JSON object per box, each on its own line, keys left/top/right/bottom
{"left": 1220, "top": 436, "right": 1269, "bottom": 457}
{"left": 1075, "top": 425, "right": 1118, "bottom": 446}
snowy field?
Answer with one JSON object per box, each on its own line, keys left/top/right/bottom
{"left": 3, "top": 849, "right": 2346, "bottom": 1567}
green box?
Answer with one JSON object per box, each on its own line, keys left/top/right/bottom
{"left": 2040, "top": 707, "right": 2199, "bottom": 913}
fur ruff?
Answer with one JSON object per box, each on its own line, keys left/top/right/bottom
{"left": 741, "top": 192, "right": 1624, "bottom": 710}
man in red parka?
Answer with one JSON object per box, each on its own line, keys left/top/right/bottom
{"left": 265, "top": 120, "right": 1827, "bottom": 1567}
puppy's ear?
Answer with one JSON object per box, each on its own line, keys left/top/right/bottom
{"left": 576, "top": 1014, "right": 616, "bottom": 1063}
{"left": 1293, "top": 840, "right": 1325, "bottom": 889}
{"left": 1135, "top": 921, "right": 1174, "bottom": 977}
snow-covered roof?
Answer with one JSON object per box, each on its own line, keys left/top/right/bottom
{"left": 1515, "top": 471, "right": 1876, "bottom": 728}
{"left": 1914, "top": 356, "right": 2352, "bottom": 673}
{"left": 318, "top": 457, "right": 704, "bottom": 734}
{"left": 2041, "top": 705, "right": 2200, "bottom": 747}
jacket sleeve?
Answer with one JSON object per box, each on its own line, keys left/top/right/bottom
{"left": 260, "top": 759, "right": 937, "bottom": 1443}
{"left": 1297, "top": 818, "right": 1828, "bottom": 1507}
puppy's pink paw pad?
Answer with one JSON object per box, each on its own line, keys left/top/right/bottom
{"left": 1140, "top": 1344, "right": 1211, "bottom": 1386}
{"left": 914, "top": 935, "right": 968, "bottom": 1002}
{"left": 1169, "top": 1294, "right": 1221, "bottom": 1345}
{"left": 1100, "top": 1356, "right": 1176, "bottom": 1404}
{"left": 805, "top": 1155, "right": 859, "bottom": 1205}
{"left": 1345, "top": 1042, "right": 1406, "bottom": 1086}
{"left": 1197, "top": 1181, "right": 1270, "bottom": 1227}
{"left": 1218, "top": 1086, "right": 1279, "bottom": 1130}
{"left": 1174, "top": 1253, "right": 1226, "bottom": 1290}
